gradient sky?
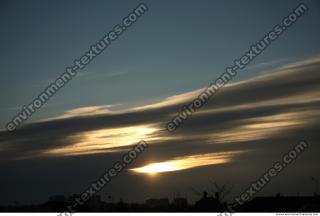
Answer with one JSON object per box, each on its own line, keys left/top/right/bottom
{"left": 0, "top": 0, "right": 320, "bottom": 205}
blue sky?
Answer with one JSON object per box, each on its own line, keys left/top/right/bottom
{"left": 1, "top": 0, "right": 320, "bottom": 127}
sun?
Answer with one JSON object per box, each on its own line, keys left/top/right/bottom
{"left": 130, "top": 151, "right": 246, "bottom": 175}
{"left": 130, "top": 162, "right": 178, "bottom": 174}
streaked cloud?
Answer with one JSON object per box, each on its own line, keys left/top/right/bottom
{"left": 43, "top": 124, "right": 159, "bottom": 156}
{"left": 131, "top": 90, "right": 202, "bottom": 111}
{"left": 0, "top": 56, "right": 320, "bottom": 172}
{"left": 209, "top": 110, "right": 317, "bottom": 144}
{"left": 247, "top": 58, "right": 293, "bottom": 72}
{"left": 41, "top": 104, "right": 122, "bottom": 121}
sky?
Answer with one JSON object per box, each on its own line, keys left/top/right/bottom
{"left": 0, "top": 0, "right": 320, "bottom": 205}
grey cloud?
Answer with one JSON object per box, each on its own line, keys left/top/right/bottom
{"left": 1, "top": 57, "right": 320, "bottom": 160}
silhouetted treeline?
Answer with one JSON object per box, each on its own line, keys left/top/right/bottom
{"left": 1, "top": 191, "right": 319, "bottom": 212}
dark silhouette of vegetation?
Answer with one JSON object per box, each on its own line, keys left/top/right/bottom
{"left": 1, "top": 191, "right": 319, "bottom": 212}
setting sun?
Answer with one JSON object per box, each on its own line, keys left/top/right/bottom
{"left": 130, "top": 151, "right": 245, "bottom": 174}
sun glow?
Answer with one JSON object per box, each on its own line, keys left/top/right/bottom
{"left": 130, "top": 151, "right": 245, "bottom": 174}
{"left": 42, "top": 124, "right": 159, "bottom": 156}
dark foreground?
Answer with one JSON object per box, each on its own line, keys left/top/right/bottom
{"left": 1, "top": 192, "right": 320, "bottom": 212}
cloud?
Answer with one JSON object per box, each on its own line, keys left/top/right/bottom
{"left": 1, "top": 56, "right": 320, "bottom": 206}
{"left": 246, "top": 58, "right": 293, "bottom": 72}
{"left": 0, "top": 56, "right": 320, "bottom": 170}
{"left": 40, "top": 104, "right": 123, "bottom": 121}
